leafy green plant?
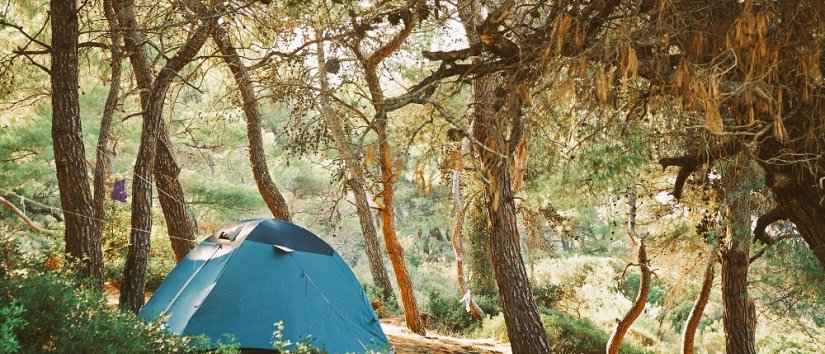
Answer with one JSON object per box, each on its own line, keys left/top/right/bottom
{"left": 425, "top": 290, "right": 485, "bottom": 334}
{"left": 0, "top": 263, "right": 237, "bottom": 353}
{"left": 475, "top": 309, "right": 652, "bottom": 354}
{"left": 0, "top": 300, "right": 24, "bottom": 354}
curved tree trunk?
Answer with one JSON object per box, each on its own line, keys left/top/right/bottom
{"left": 769, "top": 181, "right": 825, "bottom": 267}
{"left": 117, "top": 0, "right": 212, "bottom": 311}
{"left": 719, "top": 154, "right": 757, "bottom": 354}
{"left": 113, "top": 0, "right": 199, "bottom": 265}
{"left": 50, "top": 0, "right": 103, "bottom": 286}
{"left": 353, "top": 5, "right": 426, "bottom": 335}
{"left": 376, "top": 117, "right": 425, "bottom": 335}
{"left": 93, "top": 0, "right": 122, "bottom": 228}
{"left": 607, "top": 240, "right": 651, "bottom": 354}
{"left": 681, "top": 251, "right": 716, "bottom": 354}
{"left": 210, "top": 25, "right": 290, "bottom": 220}
{"left": 315, "top": 33, "right": 393, "bottom": 300}
{"left": 155, "top": 135, "right": 198, "bottom": 261}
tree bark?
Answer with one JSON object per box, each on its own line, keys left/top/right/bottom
{"left": 374, "top": 113, "right": 425, "bottom": 334}
{"left": 681, "top": 251, "right": 716, "bottom": 354}
{"left": 764, "top": 169, "right": 825, "bottom": 268}
{"left": 93, "top": 0, "right": 123, "bottom": 227}
{"left": 471, "top": 79, "right": 550, "bottom": 353}
{"left": 459, "top": 1, "right": 550, "bottom": 352}
{"left": 113, "top": 0, "right": 199, "bottom": 263}
{"left": 607, "top": 240, "right": 650, "bottom": 354}
{"left": 352, "top": 4, "right": 426, "bottom": 335}
{"left": 448, "top": 142, "right": 484, "bottom": 320}
{"left": 449, "top": 145, "right": 468, "bottom": 296}
{"left": 155, "top": 137, "right": 198, "bottom": 261}
{"left": 719, "top": 154, "right": 757, "bottom": 354}
{"left": 50, "top": 0, "right": 104, "bottom": 286}
{"left": 315, "top": 33, "right": 393, "bottom": 300}
{"left": 210, "top": 24, "right": 290, "bottom": 220}
{"left": 117, "top": 0, "right": 212, "bottom": 311}
{"left": 467, "top": 200, "right": 497, "bottom": 297}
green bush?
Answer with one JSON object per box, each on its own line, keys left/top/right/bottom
{"left": 475, "top": 309, "right": 652, "bottom": 354}
{"left": 425, "top": 291, "right": 500, "bottom": 334}
{"left": 615, "top": 273, "right": 666, "bottom": 306}
{"left": 426, "top": 290, "right": 478, "bottom": 333}
{"left": 0, "top": 300, "right": 24, "bottom": 353}
{"left": 533, "top": 282, "right": 567, "bottom": 309}
{"left": 362, "top": 283, "right": 400, "bottom": 318}
{"left": 0, "top": 270, "right": 238, "bottom": 354}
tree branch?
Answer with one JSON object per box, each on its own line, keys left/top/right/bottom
{"left": 0, "top": 196, "right": 58, "bottom": 235}
{"left": 753, "top": 207, "right": 787, "bottom": 244}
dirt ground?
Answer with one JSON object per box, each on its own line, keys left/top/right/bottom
{"left": 381, "top": 320, "right": 511, "bottom": 354}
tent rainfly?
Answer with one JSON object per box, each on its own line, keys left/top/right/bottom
{"left": 139, "top": 219, "right": 390, "bottom": 353}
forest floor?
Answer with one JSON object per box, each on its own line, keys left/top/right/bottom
{"left": 381, "top": 319, "right": 511, "bottom": 354}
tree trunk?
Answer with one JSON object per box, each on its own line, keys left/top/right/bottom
{"left": 607, "top": 240, "right": 650, "bottom": 354}
{"left": 210, "top": 25, "right": 290, "bottom": 220}
{"left": 767, "top": 178, "right": 825, "bottom": 268}
{"left": 467, "top": 200, "right": 497, "bottom": 297}
{"left": 626, "top": 185, "right": 639, "bottom": 247}
{"left": 354, "top": 7, "right": 426, "bottom": 334}
{"left": 449, "top": 145, "right": 468, "bottom": 295}
{"left": 113, "top": 0, "right": 199, "bottom": 264}
{"left": 93, "top": 0, "right": 123, "bottom": 227}
{"left": 375, "top": 114, "right": 425, "bottom": 335}
{"left": 315, "top": 33, "right": 394, "bottom": 300}
{"left": 471, "top": 82, "right": 549, "bottom": 354}
{"left": 155, "top": 136, "right": 198, "bottom": 261}
{"left": 118, "top": 0, "right": 212, "bottom": 311}
{"left": 681, "top": 251, "right": 716, "bottom": 354}
{"left": 458, "top": 2, "right": 548, "bottom": 349}
{"left": 719, "top": 155, "right": 757, "bottom": 354}
{"left": 50, "top": 0, "right": 103, "bottom": 286}
{"left": 448, "top": 143, "right": 484, "bottom": 320}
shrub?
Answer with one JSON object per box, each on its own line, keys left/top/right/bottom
{"left": 0, "top": 300, "right": 24, "bottom": 353}
{"left": 424, "top": 290, "right": 499, "bottom": 335}
{"left": 615, "top": 272, "right": 666, "bottom": 306}
{"left": 533, "top": 282, "right": 567, "bottom": 309}
{"left": 474, "top": 309, "right": 652, "bottom": 354}
{"left": 425, "top": 290, "right": 485, "bottom": 334}
{"left": 0, "top": 270, "right": 238, "bottom": 354}
{"left": 363, "top": 283, "right": 400, "bottom": 318}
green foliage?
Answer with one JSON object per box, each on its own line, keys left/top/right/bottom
{"left": 533, "top": 282, "right": 567, "bottom": 309}
{"left": 0, "top": 270, "right": 238, "bottom": 354}
{"left": 476, "top": 309, "right": 652, "bottom": 354}
{"left": 668, "top": 300, "right": 716, "bottom": 334}
{"left": 0, "top": 300, "right": 24, "bottom": 353}
{"left": 362, "top": 283, "right": 400, "bottom": 318}
{"left": 615, "top": 272, "right": 666, "bottom": 306}
{"left": 186, "top": 177, "right": 265, "bottom": 220}
{"left": 425, "top": 291, "right": 479, "bottom": 334}
{"left": 0, "top": 111, "right": 55, "bottom": 190}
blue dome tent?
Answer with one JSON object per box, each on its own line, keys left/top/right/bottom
{"left": 139, "top": 219, "right": 389, "bottom": 353}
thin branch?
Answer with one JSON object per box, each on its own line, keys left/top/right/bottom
{"left": 0, "top": 196, "right": 58, "bottom": 235}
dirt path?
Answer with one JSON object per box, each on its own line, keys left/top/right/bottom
{"left": 381, "top": 321, "right": 511, "bottom": 354}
